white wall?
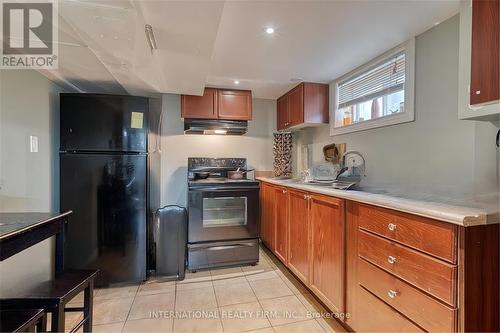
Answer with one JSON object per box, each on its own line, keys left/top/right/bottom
{"left": 0, "top": 70, "right": 64, "bottom": 293}
{"left": 294, "top": 15, "right": 499, "bottom": 199}
{"left": 160, "top": 95, "right": 276, "bottom": 207}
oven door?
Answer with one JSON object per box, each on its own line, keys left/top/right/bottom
{"left": 188, "top": 186, "right": 260, "bottom": 243}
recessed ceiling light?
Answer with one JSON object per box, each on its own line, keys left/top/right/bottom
{"left": 234, "top": 80, "right": 240, "bottom": 85}
{"left": 265, "top": 27, "right": 274, "bottom": 34}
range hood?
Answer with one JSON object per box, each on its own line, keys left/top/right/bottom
{"left": 184, "top": 119, "right": 248, "bottom": 135}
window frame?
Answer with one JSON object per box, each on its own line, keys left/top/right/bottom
{"left": 330, "top": 38, "right": 415, "bottom": 136}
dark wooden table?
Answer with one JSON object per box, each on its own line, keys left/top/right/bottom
{"left": 0, "top": 211, "right": 72, "bottom": 272}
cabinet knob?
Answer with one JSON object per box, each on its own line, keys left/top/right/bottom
{"left": 387, "top": 255, "right": 397, "bottom": 264}
{"left": 475, "top": 90, "right": 481, "bottom": 95}
{"left": 282, "top": 189, "right": 287, "bottom": 194}
{"left": 388, "top": 290, "right": 398, "bottom": 299}
{"left": 388, "top": 223, "right": 397, "bottom": 231}
{"left": 303, "top": 194, "right": 308, "bottom": 200}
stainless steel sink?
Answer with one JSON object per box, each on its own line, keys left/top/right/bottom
{"left": 286, "top": 179, "right": 357, "bottom": 190}
{"left": 274, "top": 178, "right": 392, "bottom": 194}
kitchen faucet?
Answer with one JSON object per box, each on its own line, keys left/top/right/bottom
{"left": 336, "top": 151, "right": 366, "bottom": 181}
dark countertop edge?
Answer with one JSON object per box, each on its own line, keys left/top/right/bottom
{"left": 0, "top": 210, "right": 73, "bottom": 241}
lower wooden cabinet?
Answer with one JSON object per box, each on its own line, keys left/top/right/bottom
{"left": 259, "top": 183, "right": 346, "bottom": 315}
{"left": 274, "top": 186, "right": 288, "bottom": 263}
{"left": 347, "top": 201, "right": 458, "bottom": 332}
{"left": 260, "top": 182, "right": 276, "bottom": 251}
{"left": 260, "top": 181, "right": 500, "bottom": 332}
{"left": 347, "top": 201, "right": 500, "bottom": 333}
{"left": 287, "top": 189, "right": 311, "bottom": 283}
{"left": 309, "top": 194, "right": 345, "bottom": 314}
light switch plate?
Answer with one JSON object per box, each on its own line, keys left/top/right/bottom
{"left": 30, "top": 135, "right": 38, "bottom": 152}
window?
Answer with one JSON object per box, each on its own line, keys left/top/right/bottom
{"left": 330, "top": 39, "right": 415, "bottom": 135}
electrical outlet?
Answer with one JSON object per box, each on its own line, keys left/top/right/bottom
{"left": 30, "top": 135, "right": 38, "bottom": 153}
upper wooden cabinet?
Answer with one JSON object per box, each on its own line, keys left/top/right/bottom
{"left": 277, "top": 96, "right": 289, "bottom": 129}
{"left": 288, "top": 84, "right": 304, "bottom": 127}
{"left": 218, "top": 89, "right": 252, "bottom": 120}
{"left": 277, "top": 82, "right": 329, "bottom": 131}
{"left": 181, "top": 88, "right": 252, "bottom": 120}
{"left": 181, "top": 88, "right": 217, "bottom": 119}
{"left": 470, "top": 0, "right": 499, "bottom": 106}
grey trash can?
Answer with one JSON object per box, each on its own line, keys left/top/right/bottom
{"left": 153, "top": 205, "right": 187, "bottom": 280}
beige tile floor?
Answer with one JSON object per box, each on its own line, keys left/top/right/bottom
{"left": 65, "top": 247, "right": 345, "bottom": 333}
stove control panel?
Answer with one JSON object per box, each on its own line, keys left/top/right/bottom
{"left": 188, "top": 157, "right": 247, "bottom": 171}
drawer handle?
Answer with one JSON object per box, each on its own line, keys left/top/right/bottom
{"left": 387, "top": 255, "right": 397, "bottom": 264}
{"left": 388, "top": 223, "right": 397, "bottom": 231}
{"left": 282, "top": 189, "right": 287, "bottom": 194}
{"left": 388, "top": 290, "right": 398, "bottom": 299}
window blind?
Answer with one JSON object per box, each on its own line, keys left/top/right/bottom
{"left": 338, "top": 51, "right": 405, "bottom": 109}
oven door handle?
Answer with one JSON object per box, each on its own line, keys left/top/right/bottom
{"left": 190, "top": 242, "right": 255, "bottom": 251}
{"left": 189, "top": 187, "right": 259, "bottom": 192}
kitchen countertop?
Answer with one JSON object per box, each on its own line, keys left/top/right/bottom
{"left": 257, "top": 177, "right": 499, "bottom": 227}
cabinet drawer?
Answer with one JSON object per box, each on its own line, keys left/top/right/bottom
{"left": 358, "top": 230, "right": 457, "bottom": 306}
{"left": 357, "top": 204, "right": 457, "bottom": 263}
{"left": 356, "top": 286, "right": 424, "bottom": 332}
{"left": 358, "top": 258, "right": 456, "bottom": 332}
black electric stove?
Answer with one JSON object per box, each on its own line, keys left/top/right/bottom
{"left": 186, "top": 158, "right": 260, "bottom": 271}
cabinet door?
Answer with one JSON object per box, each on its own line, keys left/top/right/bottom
{"left": 277, "top": 96, "right": 289, "bottom": 130}
{"left": 181, "top": 88, "right": 217, "bottom": 119}
{"left": 217, "top": 89, "right": 252, "bottom": 120}
{"left": 470, "top": 0, "right": 499, "bottom": 105}
{"left": 288, "top": 84, "right": 304, "bottom": 127}
{"left": 260, "top": 183, "right": 276, "bottom": 251}
{"left": 288, "top": 189, "right": 310, "bottom": 283}
{"left": 274, "top": 187, "right": 288, "bottom": 263}
{"left": 309, "top": 194, "right": 345, "bottom": 314}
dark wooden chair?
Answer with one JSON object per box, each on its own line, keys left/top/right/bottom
{"left": 0, "top": 270, "right": 99, "bottom": 332}
{"left": 0, "top": 309, "right": 47, "bottom": 332}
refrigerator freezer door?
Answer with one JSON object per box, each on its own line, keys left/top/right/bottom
{"left": 60, "top": 153, "right": 147, "bottom": 285}
{"left": 60, "top": 94, "right": 148, "bottom": 152}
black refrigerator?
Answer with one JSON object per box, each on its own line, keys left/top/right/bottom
{"left": 60, "top": 93, "right": 161, "bottom": 285}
